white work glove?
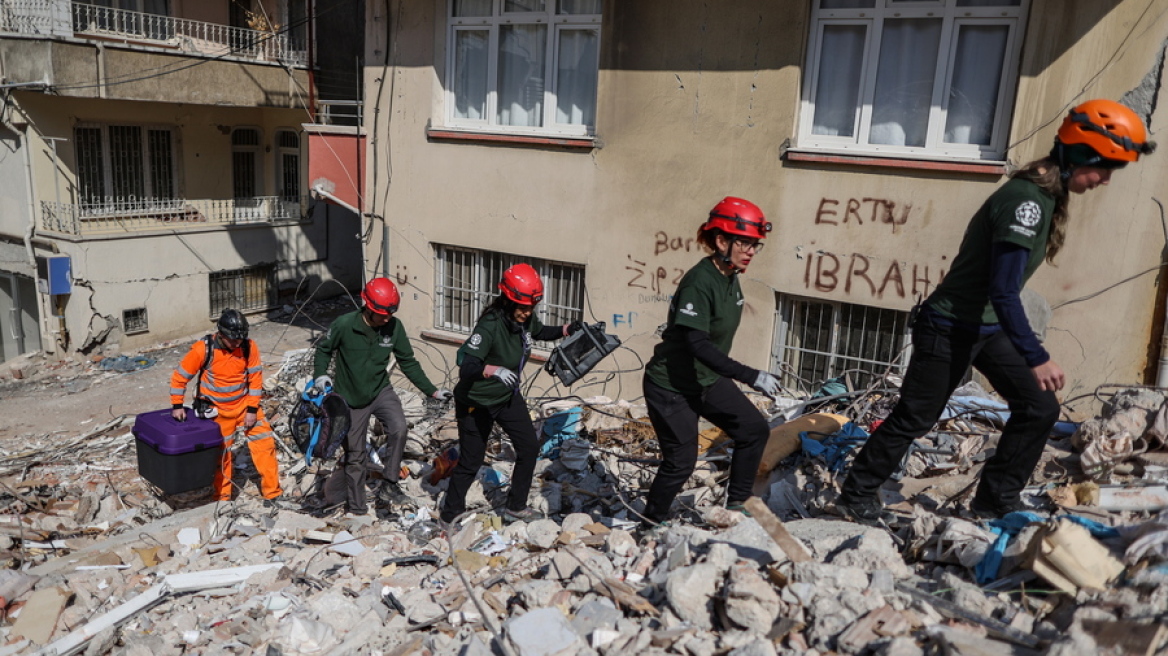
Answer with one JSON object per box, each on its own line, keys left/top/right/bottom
{"left": 484, "top": 365, "right": 518, "bottom": 388}
{"left": 432, "top": 389, "right": 453, "bottom": 401}
{"left": 313, "top": 375, "right": 334, "bottom": 391}
{"left": 752, "top": 370, "right": 781, "bottom": 398}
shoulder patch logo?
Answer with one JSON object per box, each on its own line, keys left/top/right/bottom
{"left": 1014, "top": 200, "right": 1042, "bottom": 228}
{"left": 468, "top": 334, "right": 482, "bottom": 348}
{"left": 680, "top": 302, "right": 698, "bottom": 317}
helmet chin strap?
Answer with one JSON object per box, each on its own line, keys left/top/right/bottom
{"left": 715, "top": 238, "right": 740, "bottom": 274}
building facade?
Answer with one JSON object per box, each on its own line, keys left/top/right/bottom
{"left": 0, "top": 0, "right": 363, "bottom": 361}
{"left": 363, "top": 0, "right": 1168, "bottom": 412}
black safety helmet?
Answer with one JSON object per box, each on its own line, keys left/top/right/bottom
{"left": 217, "top": 308, "right": 249, "bottom": 340}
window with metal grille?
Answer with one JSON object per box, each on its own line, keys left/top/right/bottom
{"left": 73, "top": 123, "right": 177, "bottom": 212}
{"left": 275, "top": 129, "right": 300, "bottom": 202}
{"left": 231, "top": 127, "right": 261, "bottom": 199}
{"left": 209, "top": 264, "right": 276, "bottom": 316}
{"left": 434, "top": 244, "right": 584, "bottom": 342}
{"left": 122, "top": 307, "right": 149, "bottom": 334}
{"left": 772, "top": 294, "right": 910, "bottom": 394}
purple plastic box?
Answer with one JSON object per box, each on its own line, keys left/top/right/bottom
{"left": 133, "top": 409, "right": 224, "bottom": 494}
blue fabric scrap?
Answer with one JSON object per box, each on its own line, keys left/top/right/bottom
{"left": 800, "top": 422, "right": 869, "bottom": 472}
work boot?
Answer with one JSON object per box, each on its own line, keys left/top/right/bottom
{"left": 969, "top": 497, "right": 1031, "bottom": 520}
{"left": 636, "top": 519, "right": 673, "bottom": 543}
{"left": 378, "top": 482, "right": 413, "bottom": 507}
{"left": 833, "top": 494, "right": 890, "bottom": 526}
{"left": 725, "top": 501, "right": 753, "bottom": 517}
{"left": 500, "top": 506, "right": 544, "bottom": 524}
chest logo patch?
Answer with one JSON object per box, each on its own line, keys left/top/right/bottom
{"left": 468, "top": 334, "right": 482, "bottom": 348}
{"left": 680, "top": 303, "right": 698, "bottom": 317}
{"left": 1014, "top": 200, "right": 1042, "bottom": 228}
{"left": 379, "top": 335, "right": 393, "bottom": 348}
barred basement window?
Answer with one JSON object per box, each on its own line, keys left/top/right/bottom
{"left": 209, "top": 264, "right": 276, "bottom": 316}
{"left": 434, "top": 244, "right": 584, "bottom": 342}
{"left": 772, "top": 294, "right": 911, "bottom": 394}
{"left": 122, "top": 307, "right": 149, "bottom": 334}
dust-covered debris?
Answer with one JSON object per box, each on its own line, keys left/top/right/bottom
{"left": 1, "top": 304, "right": 1167, "bottom": 654}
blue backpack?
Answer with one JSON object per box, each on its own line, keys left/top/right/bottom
{"left": 290, "top": 380, "right": 350, "bottom": 465}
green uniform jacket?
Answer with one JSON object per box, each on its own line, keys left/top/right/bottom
{"left": 455, "top": 310, "right": 543, "bottom": 407}
{"left": 645, "top": 257, "right": 745, "bottom": 395}
{"left": 313, "top": 310, "right": 438, "bottom": 409}
{"left": 928, "top": 177, "right": 1055, "bottom": 325}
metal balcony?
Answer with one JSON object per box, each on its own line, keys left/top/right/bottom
{"left": 39, "top": 196, "right": 306, "bottom": 236}
{"left": 0, "top": 1, "right": 307, "bottom": 66}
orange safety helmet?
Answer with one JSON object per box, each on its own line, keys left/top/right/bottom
{"left": 361, "top": 278, "right": 400, "bottom": 315}
{"left": 702, "top": 197, "right": 772, "bottom": 239}
{"left": 499, "top": 263, "right": 543, "bottom": 306}
{"left": 1056, "top": 99, "right": 1155, "bottom": 164}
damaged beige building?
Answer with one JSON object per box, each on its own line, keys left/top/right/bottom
{"left": 362, "top": 0, "right": 1168, "bottom": 411}
{"left": 0, "top": 0, "right": 364, "bottom": 361}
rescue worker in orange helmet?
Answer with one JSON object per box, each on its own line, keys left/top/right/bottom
{"left": 837, "top": 99, "right": 1155, "bottom": 523}
{"left": 170, "top": 309, "right": 283, "bottom": 504}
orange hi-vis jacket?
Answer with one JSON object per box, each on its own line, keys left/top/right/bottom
{"left": 170, "top": 337, "right": 263, "bottom": 412}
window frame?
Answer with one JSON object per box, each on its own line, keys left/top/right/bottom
{"left": 209, "top": 264, "right": 276, "bottom": 317}
{"left": 443, "top": 0, "right": 601, "bottom": 138}
{"left": 797, "top": 0, "right": 1029, "bottom": 161}
{"left": 73, "top": 122, "right": 180, "bottom": 214}
{"left": 433, "top": 244, "right": 585, "bottom": 344}
{"left": 274, "top": 128, "right": 301, "bottom": 203}
{"left": 231, "top": 126, "right": 263, "bottom": 200}
{"left": 772, "top": 293, "right": 912, "bottom": 394}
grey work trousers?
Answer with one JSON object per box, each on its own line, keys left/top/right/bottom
{"left": 322, "top": 385, "right": 409, "bottom": 513}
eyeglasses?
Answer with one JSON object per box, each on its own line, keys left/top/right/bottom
{"left": 733, "top": 239, "right": 764, "bottom": 253}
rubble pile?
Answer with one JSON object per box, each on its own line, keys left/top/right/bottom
{"left": 1, "top": 326, "right": 1168, "bottom": 654}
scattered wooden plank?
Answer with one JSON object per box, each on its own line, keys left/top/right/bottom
{"left": 743, "top": 497, "right": 813, "bottom": 562}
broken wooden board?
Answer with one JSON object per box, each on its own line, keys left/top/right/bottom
{"left": 743, "top": 497, "right": 813, "bottom": 563}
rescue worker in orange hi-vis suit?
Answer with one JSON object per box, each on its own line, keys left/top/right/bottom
{"left": 170, "top": 308, "right": 283, "bottom": 504}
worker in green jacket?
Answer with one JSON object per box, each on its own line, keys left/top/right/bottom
{"left": 310, "top": 278, "right": 451, "bottom": 515}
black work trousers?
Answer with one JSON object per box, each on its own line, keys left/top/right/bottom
{"left": 841, "top": 311, "right": 1060, "bottom": 509}
{"left": 440, "top": 393, "right": 539, "bottom": 522}
{"left": 642, "top": 375, "right": 769, "bottom": 524}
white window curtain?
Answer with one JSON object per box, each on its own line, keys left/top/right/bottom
{"left": 453, "top": 30, "right": 489, "bottom": 120}
{"left": 497, "top": 24, "right": 547, "bottom": 127}
{"left": 869, "top": 18, "right": 941, "bottom": 148}
{"left": 555, "top": 28, "right": 598, "bottom": 125}
{"left": 945, "top": 24, "right": 1008, "bottom": 145}
{"left": 812, "top": 24, "right": 866, "bottom": 137}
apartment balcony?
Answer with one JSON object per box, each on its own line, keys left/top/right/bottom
{"left": 0, "top": 1, "right": 308, "bottom": 107}
{"left": 40, "top": 196, "right": 306, "bottom": 237}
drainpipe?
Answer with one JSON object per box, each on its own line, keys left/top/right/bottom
{"left": 19, "top": 124, "right": 54, "bottom": 356}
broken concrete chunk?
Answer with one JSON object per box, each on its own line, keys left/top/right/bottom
{"left": 665, "top": 562, "right": 721, "bottom": 630}
{"left": 505, "top": 607, "right": 586, "bottom": 656}
{"left": 724, "top": 562, "right": 781, "bottom": 634}
{"left": 526, "top": 519, "right": 561, "bottom": 549}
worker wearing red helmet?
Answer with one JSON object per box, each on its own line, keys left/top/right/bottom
{"left": 640, "top": 197, "right": 782, "bottom": 530}
{"left": 439, "top": 263, "right": 584, "bottom": 524}
{"left": 309, "top": 277, "right": 452, "bottom": 516}
{"left": 838, "top": 99, "right": 1155, "bottom": 523}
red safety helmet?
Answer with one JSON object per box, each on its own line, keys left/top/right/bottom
{"left": 361, "top": 278, "right": 400, "bottom": 315}
{"left": 702, "top": 197, "right": 772, "bottom": 239}
{"left": 1057, "top": 99, "right": 1154, "bottom": 164}
{"left": 499, "top": 263, "right": 543, "bottom": 306}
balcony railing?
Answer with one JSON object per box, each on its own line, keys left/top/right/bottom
{"left": 40, "top": 196, "right": 306, "bottom": 236}
{"left": 0, "top": 1, "right": 307, "bottom": 66}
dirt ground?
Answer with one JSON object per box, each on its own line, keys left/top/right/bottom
{"left": 0, "top": 302, "right": 350, "bottom": 445}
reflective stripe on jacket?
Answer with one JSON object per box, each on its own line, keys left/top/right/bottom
{"left": 170, "top": 337, "right": 262, "bottom": 408}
